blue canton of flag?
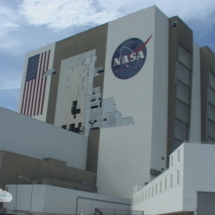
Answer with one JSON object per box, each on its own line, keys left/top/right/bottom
{"left": 25, "top": 54, "right": 40, "bottom": 81}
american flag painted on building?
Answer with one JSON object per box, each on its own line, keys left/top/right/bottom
{"left": 21, "top": 50, "right": 51, "bottom": 116}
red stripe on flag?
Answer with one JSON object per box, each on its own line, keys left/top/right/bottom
{"left": 23, "top": 81, "right": 30, "bottom": 115}
{"left": 41, "top": 50, "right": 50, "bottom": 115}
{"left": 20, "top": 83, "right": 27, "bottom": 114}
{"left": 29, "top": 80, "right": 35, "bottom": 116}
{"left": 26, "top": 80, "right": 33, "bottom": 116}
{"left": 37, "top": 51, "right": 47, "bottom": 115}
{"left": 33, "top": 53, "right": 43, "bottom": 116}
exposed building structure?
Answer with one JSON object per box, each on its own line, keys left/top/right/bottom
{"left": 0, "top": 107, "right": 131, "bottom": 213}
{"left": 0, "top": 150, "right": 96, "bottom": 193}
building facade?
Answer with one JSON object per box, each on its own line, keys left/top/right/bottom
{"left": 132, "top": 142, "right": 215, "bottom": 215}
{"left": 18, "top": 6, "right": 215, "bottom": 199}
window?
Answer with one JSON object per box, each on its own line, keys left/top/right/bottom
{"left": 171, "top": 174, "right": 173, "bottom": 188}
{"left": 76, "top": 109, "right": 81, "bottom": 114}
{"left": 171, "top": 21, "right": 177, "bottom": 28}
{"left": 171, "top": 155, "right": 173, "bottom": 166}
{"left": 61, "top": 125, "right": 67, "bottom": 129}
{"left": 165, "top": 178, "right": 167, "bottom": 190}
{"left": 91, "top": 105, "right": 98, "bottom": 109}
{"left": 74, "top": 127, "right": 80, "bottom": 133}
{"left": 177, "top": 169, "right": 180, "bottom": 184}
{"left": 69, "top": 124, "right": 75, "bottom": 131}
{"left": 156, "top": 184, "right": 158, "bottom": 195}
{"left": 178, "top": 150, "right": 180, "bottom": 161}
{"left": 71, "top": 101, "right": 77, "bottom": 115}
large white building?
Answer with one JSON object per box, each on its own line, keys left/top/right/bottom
{"left": 17, "top": 4, "right": 215, "bottom": 208}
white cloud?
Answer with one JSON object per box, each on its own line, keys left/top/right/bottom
{"left": 0, "top": 81, "right": 20, "bottom": 90}
{"left": 18, "top": 0, "right": 215, "bottom": 31}
{"left": 0, "top": 5, "right": 23, "bottom": 51}
{"left": 0, "top": 68, "right": 21, "bottom": 90}
{"left": 19, "top": 0, "right": 119, "bottom": 30}
{"left": 0, "top": 5, "right": 20, "bottom": 38}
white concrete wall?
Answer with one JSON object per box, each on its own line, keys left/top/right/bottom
{"left": 183, "top": 143, "right": 215, "bottom": 212}
{"left": 97, "top": 6, "right": 169, "bottom": 199}
{"left": 0, "top": 106, "right": 87, "bottom": 169}
{"left": 150, "top": 6, "right": 169, "bottom": 174}
{"left": 4, "top": 185, "right": 130, "bottom": 214}
{"left": 132, "top": 142, "right": 215, "bottom": 214}
{"left": 132, "top": 144, "right": 184, "bottom": 214}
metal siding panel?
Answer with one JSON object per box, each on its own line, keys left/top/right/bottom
{"left": 197, "top": 192, "right": 215, "bottom": 215}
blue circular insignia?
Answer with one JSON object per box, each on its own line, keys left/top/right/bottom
{"left": 111, "top": 38, "right": 148, "bottom": 80}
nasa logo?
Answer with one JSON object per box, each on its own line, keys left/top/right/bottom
{"left": 111, "top": 35, "right": 152, "bottom": 79}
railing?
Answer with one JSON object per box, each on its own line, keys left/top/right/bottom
{"left": 2, "top": 209, "right": 144, "bottom": 215}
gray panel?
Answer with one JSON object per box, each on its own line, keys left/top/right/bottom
{"left": 197, "top": 192, "right": 215, "bottom": 215}
{"left": 174, "top": 119, "right": 188, "bottom": 141}
{"left": 209, "top": 70, "right": 215, "bottom": 90}
{"left": 208, "top": 87, "right": 215, "bottom": 106}
{"left": 208, "top": 103, "right": 215, "bottom": 122}
{"left": 175, "top": 99, "right": 189, "bottom": 123}
{"left": 167, "top": 16, "right": 193, "bottom": 162}
{"left": 176, "top": 62, "right": 191, "bottom": 86}
{"left": 178, "top": 44, "right": 191, "bottom": 69}
{"left": 207, "top": 120, "right": 215, "bottom": 139}
{"left": 176, "top": 81, "right": 190, "bottom": 104}
{"left": 206, "top": 136, "right": 215, "bottom": 142}
{"left": 86, "top": 130, "right": 100, "bottom": 172}
{"left": 200, "top": 47, "right": 215, "bottom": 141}
{"left": 173, "top": 138, "right": 183, "bottom": 151}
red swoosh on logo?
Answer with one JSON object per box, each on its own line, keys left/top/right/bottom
{"left": 133, "top": 34, "right": 152, "bottom": 54}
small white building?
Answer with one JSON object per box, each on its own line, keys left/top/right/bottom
{"left": 4, "top": 184, "right": 131, "bottom": 215}
{"left": 132, "top": 142, "right": 215, "bottom": 215}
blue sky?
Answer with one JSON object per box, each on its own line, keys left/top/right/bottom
{"left": 0, "top": 0, "right": 215, "bottom": 111}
